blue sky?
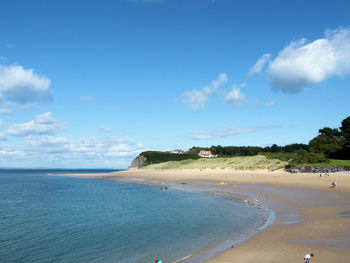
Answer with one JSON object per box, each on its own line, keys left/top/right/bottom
{"left": 0, "top": 0, "right": 349, "bottom": 168}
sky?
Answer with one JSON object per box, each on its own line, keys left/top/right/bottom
{"left": 0, "top": 0, "right": 349, "bottom": 168}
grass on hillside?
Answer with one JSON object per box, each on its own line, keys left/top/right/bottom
{"left": 141, "top": 155, "right": 288, "bottom": 170}
{"left": 329, "top": 159, "right": 350, "bottom": 166}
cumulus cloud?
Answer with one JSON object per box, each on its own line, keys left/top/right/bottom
{"left": 182, "top": 73, "right": 227, "bottom": 109}
{"left": 264, "top": 100, "right": 275, "bottom": 107}
{"left": 192, "top": 126, "right": 264, "bottom": 140}
{"left": 267, "top": 27, "right": 350, "bottom": 93}
{"left": 224, "top": 83, "right": 246, "bottom": 106}
{"left": 6, "top": 112, "right": 67, "bottom": 137}
{"left": 248, "top": 54, "right": 271, "bottom": 76}
{"left": 0, "top": 64, "right": 52, "bottom": 106}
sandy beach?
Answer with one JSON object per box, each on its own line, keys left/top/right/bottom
{"left": 65, "top": 168, "right": 350, "bottom": 263}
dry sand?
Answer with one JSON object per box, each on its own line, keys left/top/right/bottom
{"left": 65, "top": 168, "right": 350, "bottom": 263}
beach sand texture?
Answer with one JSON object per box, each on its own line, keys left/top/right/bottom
{"left": 66, "top": 168, "right": 350, "bottom": 263}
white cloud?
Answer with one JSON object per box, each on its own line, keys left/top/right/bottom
{"left": 182, "top": 73, "right": 227, "bottom": 109}
{"left": 192, "top": 126, "right": 262, "bottom": 140}
{"left": 79, "top": 96, "right": 94, "bottom": 101}
{"left": 264, "top": 100, "right": 275, "bottom": 107}
{"left": 224, "top": 83, "right": 246, "bottom": 106}
{"left": 100, "top": 125, "right": 112, "bottom": 133}
{"left": 23, "top": 135, "right": 145, "bottom": 158}
{"left": 0, "top": 64, "right": 52, "bottom": 105}
{"left": 0, "top": 135, "right": 147, "bottom": 168}
{"left": 6, "top": 112, "right": 67, "bottom": 137}
{"left": 0, "top": 101, "right": 14, "bottom": 114}
{"left": 192, "top": 125, "right": 281, "bottom": 140}
{"left": 267, "top": 27, "right": 350, "bottom": 93}
{"left": 248, "top": 54, "right": 271, "bottom": 76}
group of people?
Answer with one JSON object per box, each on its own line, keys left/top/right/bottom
{"left": 320, "top": 173, "right": 338, "bottom": 188}
{"left": 243, "top": 197, "right": 260, "bottom": 208}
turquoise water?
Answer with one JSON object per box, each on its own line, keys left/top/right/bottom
{"left": 0, "top": 170, "right": 266, "bottom": 263}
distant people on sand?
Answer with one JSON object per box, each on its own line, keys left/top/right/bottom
{"left": 304, "top": 253, "right": 314, "bottom": 263}
{"left": 320, "top": 173, "right": 329, "bottom": 177}
{"left": 330, "top": 181, "right": 338, "bottom": 188}
{"left": 244, "top": 199, "right": 248, "bottom": 207}
{"left": 243, "top": 198, "right": 260, "bottom": 208}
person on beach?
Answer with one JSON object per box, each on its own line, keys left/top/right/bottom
{"left": 330, "top": 181, "right": 337, "bottom": 188}
{"left": 255, "top": 198, "right": 259, "bottom": 207}
{"left": 155, "top": 260, "right": 163, "bottom": 263}
{"left": 304, "top": 253, "right": 314, "bottom": 262}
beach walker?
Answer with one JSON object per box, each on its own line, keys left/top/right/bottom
{"left": 304, "top": 253, "right": 314, "bottom": 262}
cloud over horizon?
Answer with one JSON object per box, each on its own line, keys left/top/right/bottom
{"left": 182, "top": 73, "right": 227, "bottom": 109}
{"left": 6, "top": 112, "right": 67, "bottom": 137}
{"left": 0, "top": 135, "right": 147, "bottom": 168}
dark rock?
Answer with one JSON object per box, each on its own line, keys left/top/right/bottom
{"left": 285, "top": 166, "right": 346, "bottom": 173}
{"left": 129, "top": 155, "right": 146, "bottom": 168}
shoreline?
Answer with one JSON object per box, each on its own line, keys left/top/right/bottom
{"left": 63, "top": 168, "right": 350, "bottom": 263}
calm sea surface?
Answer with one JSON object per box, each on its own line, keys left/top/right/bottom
{"left": 0, "top": 170, "right": 266, "bottom": 263}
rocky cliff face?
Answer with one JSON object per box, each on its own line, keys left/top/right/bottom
{"left": 285, "top": 166, "right": 346, "bottom": 173}
{"left": 128, "top": 155, "right": 146, "bottom": 168}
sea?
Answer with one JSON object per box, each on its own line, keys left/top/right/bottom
{"left": 0, "top": 169, "right": 267, "bottom": 263}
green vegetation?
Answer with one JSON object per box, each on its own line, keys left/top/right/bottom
{"left": 134, "top": 116, "right": 350, "bottom": 170}
{"left": 261, "top": 151, "right": 327, "bottom": 166}
{"left": 329, "top": 159, "right": 350, "bottom": 170}
{"left": 140, "top": 151, "right": 199, "bottom": 165}
{"left": 141, "top": 155, "right": 287, "bottom": 170}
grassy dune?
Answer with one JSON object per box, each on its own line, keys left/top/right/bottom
{"left": 141, "top": 155, "right": 288, "bottom": 170}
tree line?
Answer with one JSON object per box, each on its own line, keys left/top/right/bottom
{"left": 187, "top": 116, "right": 350, "bottom": 165}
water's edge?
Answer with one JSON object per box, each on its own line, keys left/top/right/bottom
{"left": 62, "top": 174, "right": 276, "bottom": 263}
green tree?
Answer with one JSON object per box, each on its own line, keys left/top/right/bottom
{"left": 336, "top": 116, "right": 350, "bottom": 159}
{"left": 309, "top": 127, "right": 344, "bottom": 157}
{"left": 340, "top": 117, "right": 350, "bottom": 146}
{"left": 319, "top": 127, "right": 342, "bottom": 137}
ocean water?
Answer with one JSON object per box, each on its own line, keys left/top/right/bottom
{"left": 0, "top": 170, "right": 266, "bottom": 263}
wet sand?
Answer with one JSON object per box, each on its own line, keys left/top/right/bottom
{"left": 64, "top": 168, "right": 350, "bottom": 263}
